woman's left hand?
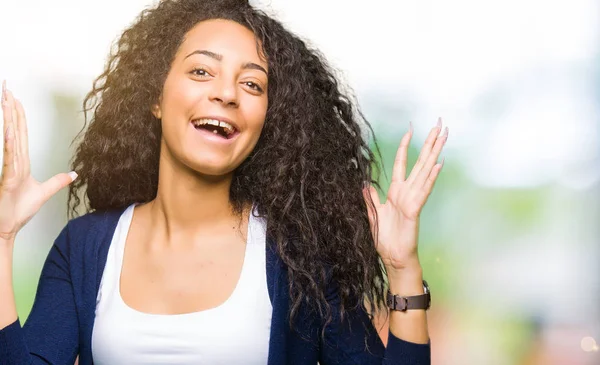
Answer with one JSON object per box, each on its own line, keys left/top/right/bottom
{"left": 363, "top": 118, "right": 448, "bottom": 274}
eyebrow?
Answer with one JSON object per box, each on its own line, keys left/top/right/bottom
{"left": 184, "top": 49, "right": 268, "bottom": 75}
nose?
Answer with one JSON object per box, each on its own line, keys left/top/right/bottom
{"left": 208, "top": 77, "right": 239, "bottom": 108}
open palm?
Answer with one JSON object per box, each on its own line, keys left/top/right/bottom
{"left": 0, "top": 82, "right": 77, "bottom": 241}
{"left": 364, "top": 119, "right": 448, "bottom": 270}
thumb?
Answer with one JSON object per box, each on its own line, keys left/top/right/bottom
{"left": 362, "top": 183, "right": 380, "bottom": 224}
{"left": 40, "top": 171, "right": 78, "bottom": 202}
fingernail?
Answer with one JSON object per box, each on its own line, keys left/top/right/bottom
{"left": 1, "top": 80, "right": 5, "bottom": 103}
{"left": 68, "top": 171, "right": 79, "bottom": 181}
{"left": 409, "top": 121, "right": 413, "bottom": 134}
{"left": 5, "top": 125, "right": 10, "bottom": 141}
{"left": 436, "top": 117, "right": 442, "bottom": 128}
{"left": 444, "top": 126, "right": 449, "bottom": 137}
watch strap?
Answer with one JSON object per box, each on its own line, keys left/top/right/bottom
{"left": 386, "top": 280, "right": 431, "bottom": 311}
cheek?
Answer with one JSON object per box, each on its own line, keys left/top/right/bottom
{"left": 161, "top": 76, "right": 200, "bottom": 119}
{"left": 158, "top": 78, "right": 201, "bottom": 155}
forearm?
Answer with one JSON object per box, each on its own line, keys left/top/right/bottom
{"left": 0, "top": 239, "right": 18, "bottom": 330}
{"left": 386, "top": 265, "right": 429, "bottom": 344}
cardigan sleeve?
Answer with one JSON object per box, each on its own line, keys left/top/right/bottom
{"left": 0, "top": 224, "right": 80, "bottom": 364}
{"left": 318, "top": 280, "right": 431, "bottom": 365}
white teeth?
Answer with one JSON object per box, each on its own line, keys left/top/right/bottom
{"left": 192, "top": 118, "right": 236, "bottom": 135}
{"left": 219, "top": 121, "right": 235, "bottom": 134}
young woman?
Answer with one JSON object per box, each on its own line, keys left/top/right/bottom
{"left": 0, "top": 0, "right": 447, "bottom": 364}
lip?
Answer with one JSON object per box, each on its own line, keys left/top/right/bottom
{"left": 190, "top": 116, "right": 241, "bottom": 133}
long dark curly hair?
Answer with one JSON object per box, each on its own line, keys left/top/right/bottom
{"left": 69, "top": 0, "right": 387, "bottom": 331}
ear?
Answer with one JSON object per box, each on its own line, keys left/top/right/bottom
{"left": 151, "top": 103, "right": 162, "bottom": 119}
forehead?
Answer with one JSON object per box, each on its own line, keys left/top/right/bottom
{"left": 178, "top": 19, "right": 266, "bottom": 67}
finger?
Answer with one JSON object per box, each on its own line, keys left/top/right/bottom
{"left": 1, "top": 85, "right": 17, "bottom": 181}
{"left": 362, "top": 184, "right": 380, "bottom": 240}
{"left": 407, "top": 118, "right": 442, "bottom": 183}
{"left": 14, "top": 99, "right": 30, "bottom": 176}
{"left": 362, "top": 185, "right": 381, "bottom": 221}
{"left": 2, "top": 80, "right": 11, "bottom": 147}
{"left": 422, "top": 157, "right": 444, "bottom": 194}
{"left": 414, "top": 126, "right": 448, "bottom": 187}
{"left": 1, "top": 124, "right": 16, "bottom": 180}
{"left": 407, "top": 119, "right": 445, "bottom": 184}
{"left": 6, "top": 90, "right": 20, "bottom": 177}
{"left": 40, "top": 172, "right": 78, "bottom": 203}
{"left": 391, "top": 122, "right": 413, "bottom": 183}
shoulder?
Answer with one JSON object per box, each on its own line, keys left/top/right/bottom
{"left": 53, "top": 206, "right": 128, "bottom": 255}
{"left": 65, "top": 206, "right": 126, "bottom": 235}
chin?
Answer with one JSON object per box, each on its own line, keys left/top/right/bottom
{"left": 162, "top": 133, "right": 253, "bottom": 178}
{"left": 182, "top": 153, "right": 241, "bottom": 178}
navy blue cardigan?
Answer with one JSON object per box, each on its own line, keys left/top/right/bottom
{"left": 0, "top": 207, "right": 430, "bottom": 364}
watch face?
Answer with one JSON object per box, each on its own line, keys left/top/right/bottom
{"left": 423, "top": 280, "right": 431, "bottom": 310}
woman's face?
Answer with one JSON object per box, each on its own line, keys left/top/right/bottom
{"left": 155, "top": 19, "right": 268, "bottom": 176}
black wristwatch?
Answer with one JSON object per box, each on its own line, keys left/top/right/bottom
{"left": 386, "top": 280, "right": 431, "bottom": 311}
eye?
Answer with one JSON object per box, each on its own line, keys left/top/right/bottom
{"left": 190, "top": 68, "right": 211, "bottom": 78}
{"left": 243, "top": 81, "right": 264, "bottom": 93}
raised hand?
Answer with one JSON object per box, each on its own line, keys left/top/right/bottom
{"left": 363, "top": 118, "right": 448, "bottom": 272}
{"left": 0, "top": 81, "right": 78, "bottom": 242}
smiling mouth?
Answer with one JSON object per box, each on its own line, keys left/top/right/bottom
{"left": 191, "top": 118, "right": 238, "bottom": 139}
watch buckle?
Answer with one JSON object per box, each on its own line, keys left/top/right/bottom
{"left": 394, "top": 296, "right": 408, "bottom": 311}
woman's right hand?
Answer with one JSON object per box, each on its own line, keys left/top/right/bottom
{"left": 0, "top": 81, "right": 78, "bottom": 242}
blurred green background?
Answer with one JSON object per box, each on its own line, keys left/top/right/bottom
{"left": 1, "top": 0, "right": 599, "bottom": 364}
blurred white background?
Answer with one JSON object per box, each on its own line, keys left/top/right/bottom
{"left": 0, "top": 0, "right": 598, "bottom": 364}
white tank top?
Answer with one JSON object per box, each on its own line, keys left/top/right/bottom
{"left": 91, "top": 203, "right": 272, "bottom": 364}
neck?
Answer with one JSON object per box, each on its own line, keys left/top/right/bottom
{"left": 145, "top": 146, "right": 248, "bottom": 245}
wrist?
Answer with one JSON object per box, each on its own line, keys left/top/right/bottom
{"left": 0, "top": 238, "right": 15, "bottom": 258}
{"left": 387, "top": 266, "right": 424, "bottom": 296}
{"left": 0, "top": 236, "right": 15, "bottom": 248}
{"left": 386, "top": 258, "right": 422, "bottom": 280}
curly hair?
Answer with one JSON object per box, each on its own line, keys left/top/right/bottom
{"left": 69, "top": 0, "right": 387, "bottom": 332}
